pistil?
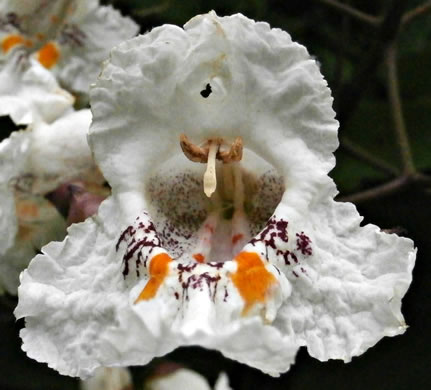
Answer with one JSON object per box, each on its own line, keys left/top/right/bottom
{"left": 203, "top": 141, "right": 219, "bottom": 197}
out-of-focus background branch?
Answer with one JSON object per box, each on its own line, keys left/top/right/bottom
{"left": 1, "top": 1, "right": 430, "bottom": 389}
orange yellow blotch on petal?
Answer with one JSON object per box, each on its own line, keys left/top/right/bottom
{"left": 134, "top": 253, "right": 172, "bottom": 303}
{"left": 231, "top": 252, "right": 277, "bottom": 315}
{"left": 37, "top": 42, "right": 60, "bottom": 69}
{"left": 193, "top": 253, "right": 205, "bottom": 263}
{"left": 2, "top": 34, "right": 33, "bottom": 53}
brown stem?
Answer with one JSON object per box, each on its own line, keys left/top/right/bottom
{"left": 134, "top": 0, "right": 170, "bottom": 17}
{"left": 337, "top": 173, "right": 430, "bottom": 204}
{"left": 340, "top": 137, "right": 400, "bottom": 176}
{"left": 336, "top": 0, "right": 406, "bottom": 125}
{"left": 316, "top": 0, "right": 381, "bottom": 25}
{"left": 386, "top": 43, "right": 416, "bottom": 174}
{"left": 337, "top": 175, "right": 409, "bottom": 203}
{"left": 402, "top": 0, "right": 431, "bottom": 25}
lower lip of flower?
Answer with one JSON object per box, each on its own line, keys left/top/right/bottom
{"left": 116, "top": 134, "right": 288, "bottom": 320}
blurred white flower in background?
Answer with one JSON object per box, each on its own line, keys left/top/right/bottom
{"left": 0, "top": 0, "right": 138, "bottom": 294}
{"left": 0, "top": 108, "right": 106, "bottom": 294}
{"left": 0, "top": 0, "right": 138, "bottom": 93}
{"left": 145, "top": 366, "right": 232, "bottom": 390}
{"left": 81, "top": 367, "right": 133, "bottom": 390}
{"left": 0, "top": 55, "right": 73, "bottom": 125}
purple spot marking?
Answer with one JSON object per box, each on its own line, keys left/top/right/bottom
{"left": 296, "top": 232, "right": 312, "bottom": 256}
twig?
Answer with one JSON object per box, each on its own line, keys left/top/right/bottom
{"left": 337, "top": 173, "right": 431, "bottom": 203}
{"left": 134, "top": 0, "right": 170, "bottom": 17}
{"left": 402, "top": 0, "right": 431, "bottom": 25}
{"left": 310, "top": 28, "right": 361, "bottom": 61}
{"left": 340, "top": 137, "right": 400, "bottom": 176}
{"left": 336, "top": 0, "right": 406, "bottom": 125}
{"left": 337, "top": 175, "right": 409, "bottom": 203}
{"left": 385, "top": 43, "right": 416, "bottom": 174}
{"left": 316, "top": 0, "right": 380, "bottom": 25}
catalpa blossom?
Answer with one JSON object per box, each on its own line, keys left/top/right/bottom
{"left": 16, "top": 12, "right": 416, "bottom": 378}
{"left": 0, "top": 0, "right": 138, "bottom": 93}
{"left": 145, "top": 367, "right": 232, "bottom": 390}
{"left": 0, "top": 108, "right": 104, "bottom": 293}
{"left": 81, "top": 367, "right": 132, "bottom": 390}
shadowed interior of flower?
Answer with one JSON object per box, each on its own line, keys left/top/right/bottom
{"left": 121, "top": 133, "right": 287, "bottom": 318}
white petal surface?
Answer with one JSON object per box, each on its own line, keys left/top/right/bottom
{"left": 248, "top": 184, "right": 416, "bottom": 362}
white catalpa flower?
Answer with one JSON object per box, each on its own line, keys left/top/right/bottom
{"left": 0, "top": 108, "right": 103, "bottom": 293}
{"left": 0, "top": 0, "right": 138, "bottom": 93}
{"left": 81, "top": 367, "right": 132, "bottom": 390}
{"left": 0, "top": 54, "right": 73, "bottom": 125}
{"left": 16, "top": 12, "right": 416, "bottom": 378}
{"left": 145, "top": 367, "right": 232, "bottom": 390}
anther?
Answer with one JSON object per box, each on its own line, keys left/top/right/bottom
{"left": 218, "top": 137, "right": 243, "bottom": 163}
{"left": 180, "top": 134, "right": 208, "bottom": 163}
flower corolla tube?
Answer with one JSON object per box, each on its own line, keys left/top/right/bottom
{"left": 15, "top": 12, "right": 416, "bottom": 378}
{"left": 0, "top": 0, "right": 138, "bottom": 93}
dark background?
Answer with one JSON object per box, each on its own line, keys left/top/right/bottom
{"left": 1, "top": 1, "right": 430, "bottom": 389}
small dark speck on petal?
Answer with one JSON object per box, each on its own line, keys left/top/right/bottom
{"left": 200, "top": 83, "right": 212, "bottom": 98}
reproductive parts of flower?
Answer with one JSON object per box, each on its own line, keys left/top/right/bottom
{"left": 115, "top": 133, "right": 315, "bottom": 321}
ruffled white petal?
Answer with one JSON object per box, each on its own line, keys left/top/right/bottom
{"left": 247, "top": 182, "right": 416, "bottom": 362}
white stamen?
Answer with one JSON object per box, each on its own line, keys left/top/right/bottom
{"left": 203, "top": 141, "right": 219, "bottom": 197}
